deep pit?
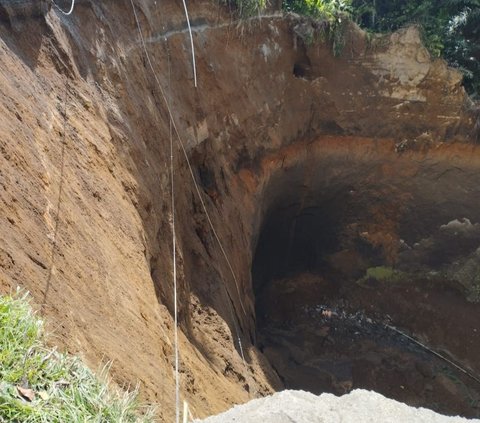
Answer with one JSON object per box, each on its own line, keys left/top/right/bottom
{"left": 2, "top": 3, "right": 480, "bottom": 419}
{"left": 250, "top": 137, "right": 480, "bottom": 418}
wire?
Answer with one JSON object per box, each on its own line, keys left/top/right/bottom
{"left": 51, "top": 0, "right": 75, "bottom": 16}
{"left": 168, "top": 39, "right": 181, "bottom": 423}
{"left": 385, "top": 324, "right": 480, "bottom": 386}
{"left": 128, "top": 4, "right": 182, "bottom": 421}
{"left": 128, "top": 0, "right": 256, "bottom": 401}
{"left": 172, "top": 132, "right": 180, "bottom": 423}
{"left": 128, "top": 0, "right": 248, "bottom": 344}
{"left": 180, "top": 0, "right": 198, "bottom": 87}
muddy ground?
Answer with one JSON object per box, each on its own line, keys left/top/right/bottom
{"left": 257, "top": 272, "right": 480, "bottom": 418}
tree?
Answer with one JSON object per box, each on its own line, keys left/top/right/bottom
{"left": 351, "top": 0, "right": 479, "bottom": 97}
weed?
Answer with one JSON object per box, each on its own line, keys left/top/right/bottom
{"left": 0, "top": 290, "right": 155, "bottom": 422}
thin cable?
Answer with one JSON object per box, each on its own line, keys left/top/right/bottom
{"left": 180, "top": 0, "right": 197, "bottom": 87}
{"left": 129, "top": 3, "right": 183, "bottom": 419}
{"left": 385, "top": 324, "right": 480, "bottom": 386}
{"left": 51, "top": 0, "right": 75, "bottom": 16}
{"left": 129, "top": 0, "right": 248, "bottom": 334}
{"left": 168, "top": 42, "right": 181, "bottom": 423}
{"left": 129, "top": 0, "right": 255, "bottom": 396}
{"left": 172, "top": 133, "right": 180, "bottom": 423}
{"left": 221, "top": 282, "right": 252, "bottom": 392}
{"left": 169, "top": 47, "right": 180, "bottom": 423}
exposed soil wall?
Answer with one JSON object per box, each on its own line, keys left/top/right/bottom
{"left": 0, "top": 1, "right": 479, "bottom": 420}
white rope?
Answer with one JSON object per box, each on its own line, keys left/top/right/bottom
{"left": 129, "top": 3, "right": 181, "bottom": 420}
{"left": 182, "top": 400, "right": 195, "bottom": 422}
{"left": 128, "top": 0, "right": 255, "bottom": 415}
{"left": 129, "top": 0, "right": 256, "bottom": 398}
{"left": 180, "top": 0, "right": 198, "bottom": 87}
{"left": 129, "top": 0, "right": 248, "bottom": 339}
{"left": 182, "top": 401, "right": 188, "bottom": 423}
{"left": 51, "top": 0, "right": 75, "bottom": 16}
{"left": 170, "top": 50, "right": 180, "bottom": 423}
{"left": 188, "top": 406, "right": 195, "bottom": 422}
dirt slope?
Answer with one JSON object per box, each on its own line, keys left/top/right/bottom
{"left": 0, "top": 0, "right": 478, "bottom": 421}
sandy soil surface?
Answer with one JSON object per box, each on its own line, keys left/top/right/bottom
{"left": 197, "top": 389, "right": 480, "bottom": 423}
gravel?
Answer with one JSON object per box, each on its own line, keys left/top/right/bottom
{"left": 196, "top": 389, "right": 480, "bottom": 423}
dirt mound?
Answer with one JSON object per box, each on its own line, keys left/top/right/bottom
{"left": 196, "top": 389, "right": 479, "bottom": 422}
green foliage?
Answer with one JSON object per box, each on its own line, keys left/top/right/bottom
{"left": 283, "top": 0, "right": 352, "bottom": 22}
{"left": 235, "top": 0, "right": 267, "bottom": 17}
{"left": 0, "top": 291, "right": 155, "bottom": 422}
{"left": 231, "top": 0, "right": 479, "bottom": 94}
{"left": 351, "top": 0, "right": 480, "bottom": 97}
{"left": 282, "top": 0, "right": 352, "bottom": 55}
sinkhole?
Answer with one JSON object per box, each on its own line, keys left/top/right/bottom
{"left": 250, "top": 143, "right": 480, "bottom": 418}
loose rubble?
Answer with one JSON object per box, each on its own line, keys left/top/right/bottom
{"left": 197, "top": 389, "right": 480, "bottom": 423}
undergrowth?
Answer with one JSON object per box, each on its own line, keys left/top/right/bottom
{"left": 0, "top": 291, "right": 155, "bottom": 422}
{"left": 283, "top": 0, "right": 352, "bottom": 22}
{"left": 232, "top": 0, "right": 351, "bottom": 23}
{"left": 230, "top": 0, "right": 479, "bottom": 96}
{"left": 231, "top": 0, "right": 354, "bottom": 56}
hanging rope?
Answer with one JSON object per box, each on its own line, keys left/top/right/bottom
{"left": 51, "top": 0, "right": 75, "bottom": 16}
{"left": 128, "top": 0, "right": 256, "bottom": 404}
{"left": 172, "top": 123, "right": 180, "bottom": 423}
{"left": 128, "top": 0, "right": 248, "bottom": 342}
{"left": 167, "top": 38, "right": 181, "bottom": 423}
{"left": 182, "top": 401, "right": 195, "bottom": 423}
{"left": 180, "top": 0, "right": 198, "bottom": 87}
{"left": 128, "top": 4, "right": 181, "bottom": 421}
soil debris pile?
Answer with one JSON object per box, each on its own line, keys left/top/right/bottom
{"left": 196, "top": 389, "right": 480, "bottom": 423}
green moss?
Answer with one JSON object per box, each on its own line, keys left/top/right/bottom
{"left": 366, "top": 266, "right": 396, "bottom": 280}
{"left": 357, "top": 266, "right": 406, "bottom": 286}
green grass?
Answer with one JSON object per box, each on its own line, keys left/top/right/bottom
{"left": 0, "top": 291, "right": 155, "bottom": 422}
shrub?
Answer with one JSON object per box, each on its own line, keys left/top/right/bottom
{"left": 283, "top": 0, "right": 352, "bottom": 21}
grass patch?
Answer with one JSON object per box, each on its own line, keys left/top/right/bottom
{"left": 0, "top": 290, "right": 155, "bottom": 422}
{"left": 365, "top": 266, "right": 397, "bottom": 281}
{"left": 357, "top": 266, "right": 406, "bottom": 287}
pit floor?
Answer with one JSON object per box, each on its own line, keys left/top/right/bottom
{"left": 256, "top": 273, "right": 480, "bottom": 418}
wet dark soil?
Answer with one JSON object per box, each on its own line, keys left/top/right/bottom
{"left": 256, "top": 273, "right": 480, "bottom": 418}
